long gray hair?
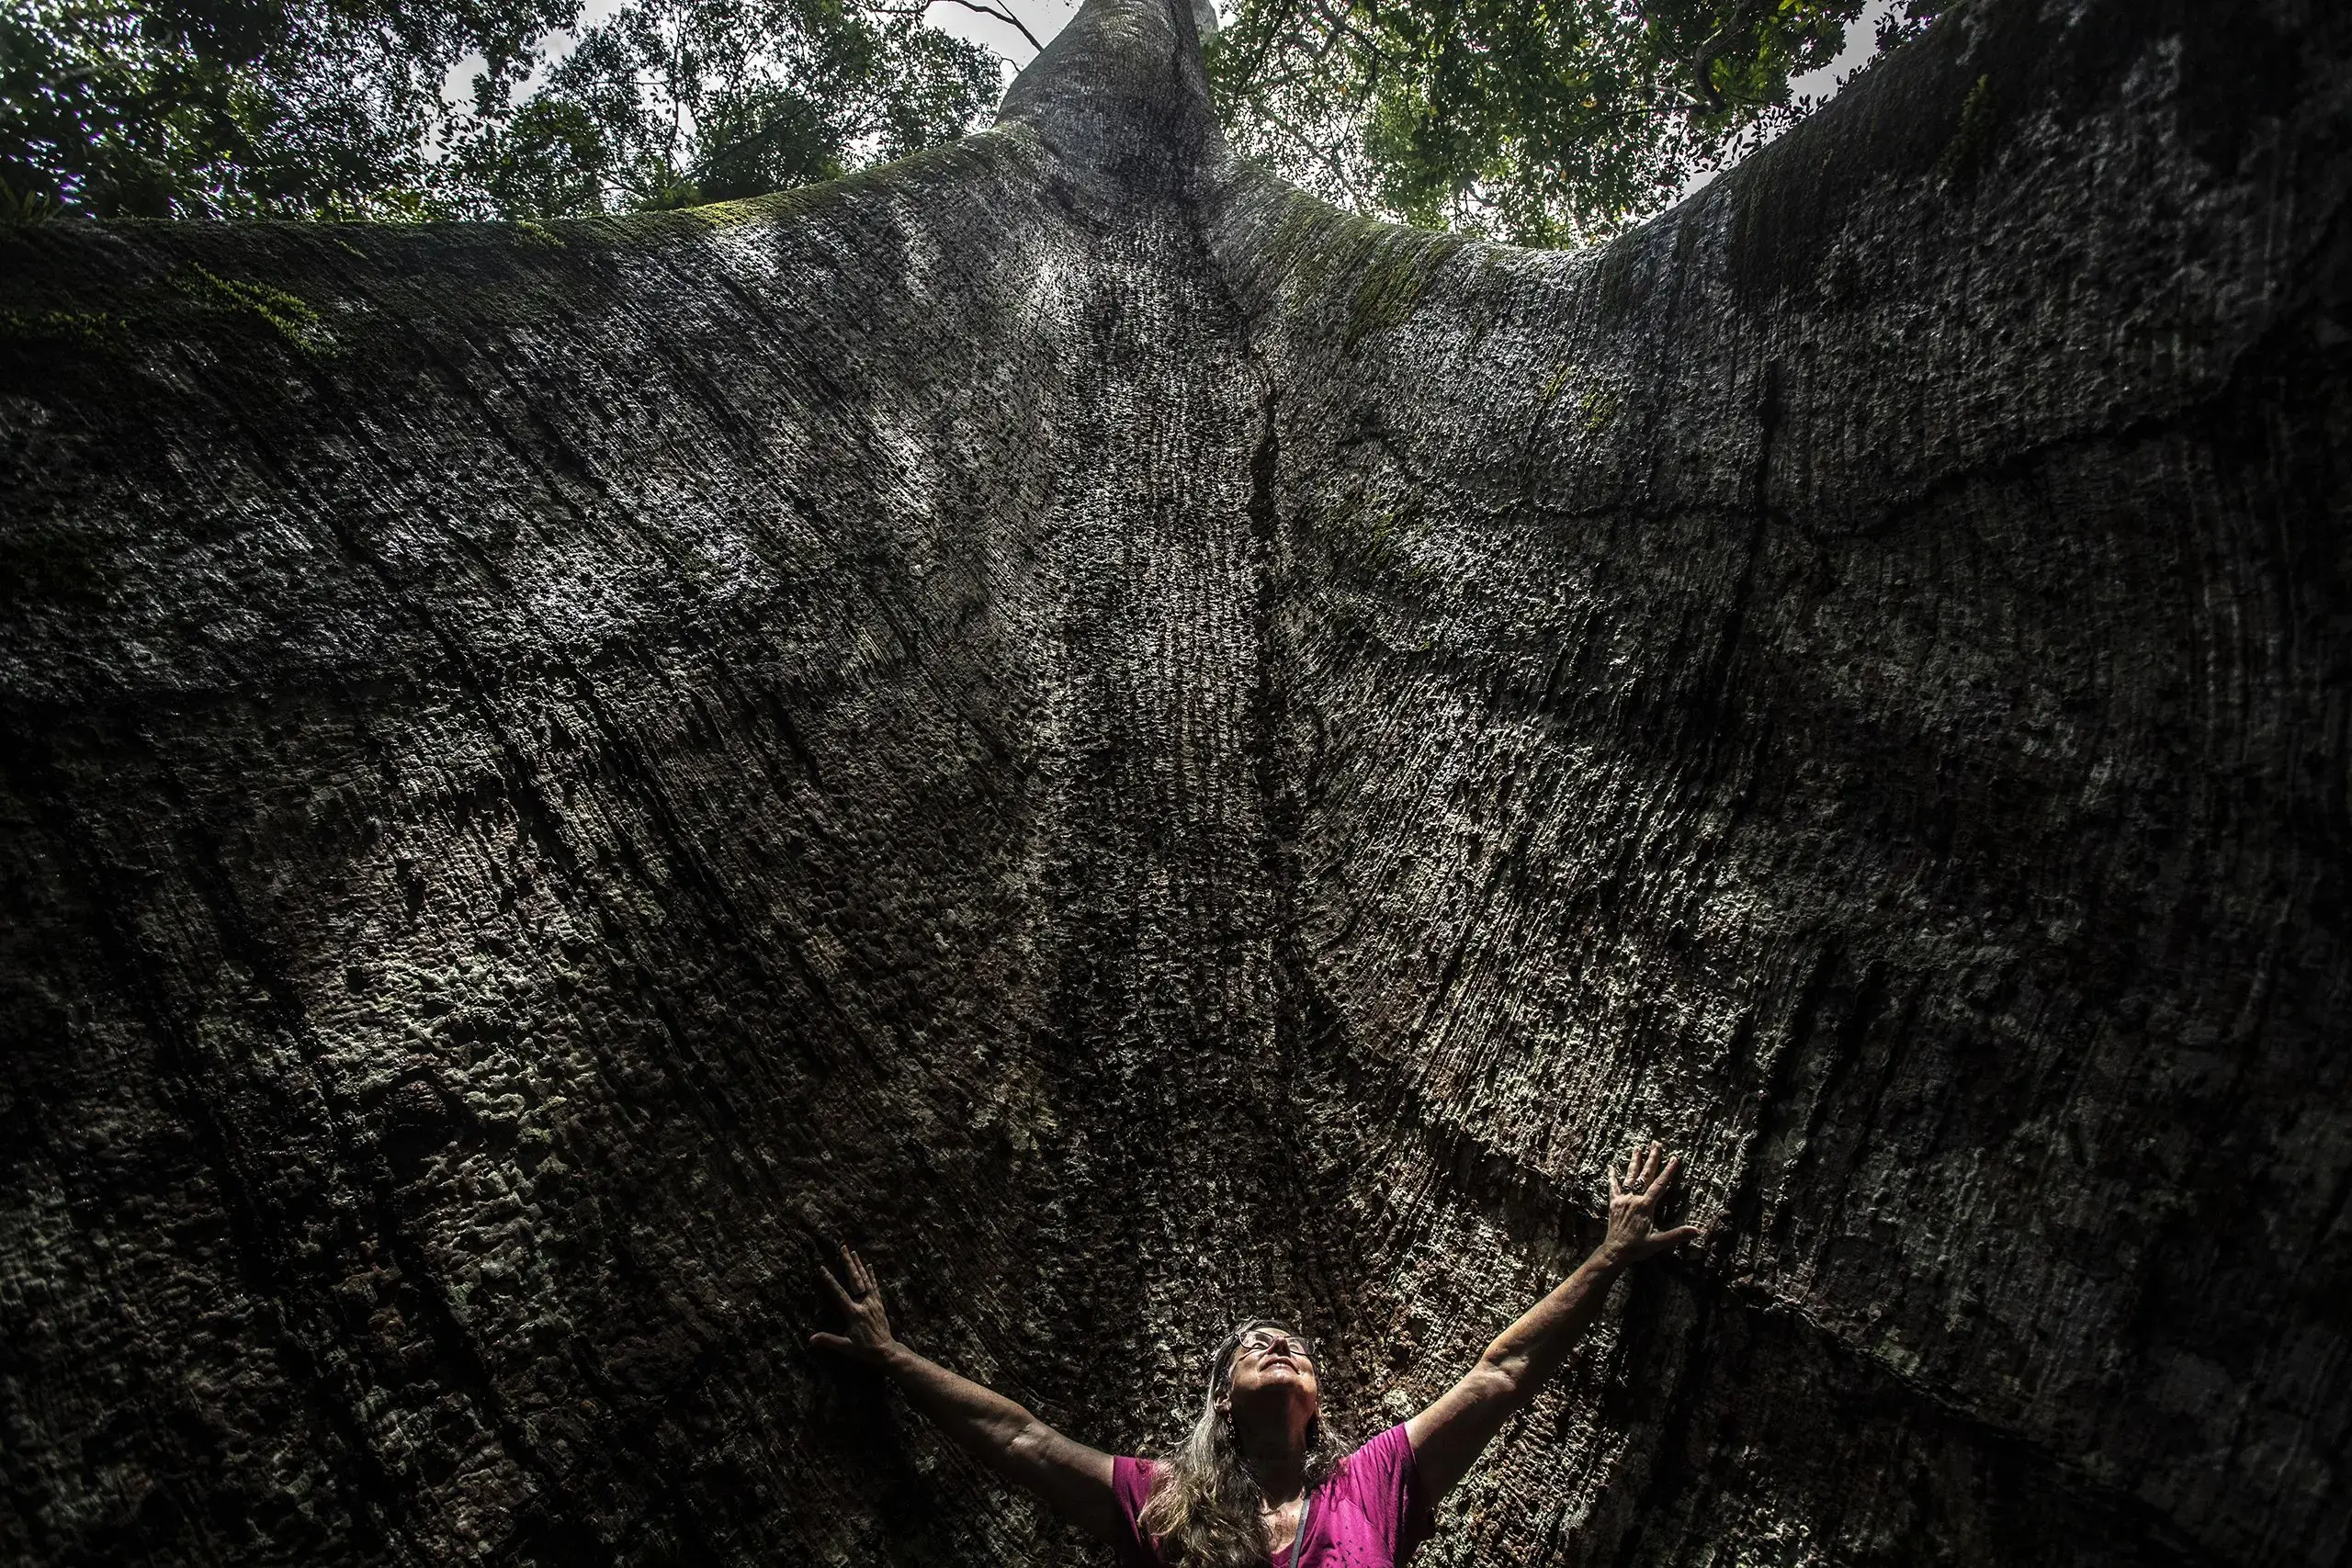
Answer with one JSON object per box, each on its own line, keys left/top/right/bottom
{"left": 1136, "top": 1320, "right": 1351, "bottom": 1567}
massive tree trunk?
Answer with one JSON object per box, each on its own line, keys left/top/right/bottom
{"left": 2, "top": 1, "right": 2346, "bottom": 1563}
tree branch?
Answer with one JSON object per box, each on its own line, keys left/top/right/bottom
{"left": 863, "top": 0, "right": 1042, "bottom": 52}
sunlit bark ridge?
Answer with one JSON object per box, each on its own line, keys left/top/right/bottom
{"left": 1, "top": 1, "right": 2346, "bottom": 1562}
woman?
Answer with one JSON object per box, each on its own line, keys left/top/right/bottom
{"left": 811, "top": 1142, "right": 1700, "bottom": 1566}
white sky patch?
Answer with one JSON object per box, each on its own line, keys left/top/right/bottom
{"left": 439, "top": 0, "right": 628, "bottom": 122}
{"left": 921, "top": 0, "right": 1081, "bottom": 85}
{"left": 1676, "top": 0, "right": 1903, "bottom": 202}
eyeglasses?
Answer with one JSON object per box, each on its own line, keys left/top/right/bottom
{"left": 1234, "top": 1329, "right": 1316, "bottom": 1365}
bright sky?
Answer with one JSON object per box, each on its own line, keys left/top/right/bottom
{"left": 1679, "top": 0, "right": 1902, "bottom": 200}
{"left": 921, "top": 0, "right": 1082, "bottom": 79}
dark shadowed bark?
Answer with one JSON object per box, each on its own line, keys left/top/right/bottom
{"left": 1, "top": 1, "right": 2346, "bottom": 1564}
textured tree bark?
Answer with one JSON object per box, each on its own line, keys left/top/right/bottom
{"left": 0, "top": 1, "right": 2346, "bottom": 1564}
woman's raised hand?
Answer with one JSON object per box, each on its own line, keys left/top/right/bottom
{"left": 809, "top": 1245, "right": 898, "bottom": 1365}
{"left": 1600, "top": 1142, "right": 1702, "bottom": 1266}
{"left": 1407, "top": 1141, "right": 1706, "bottom": 1502}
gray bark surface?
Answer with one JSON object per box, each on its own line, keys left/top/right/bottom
{"left": 1, "top": 1, "right": 2346, "bottom": 1563}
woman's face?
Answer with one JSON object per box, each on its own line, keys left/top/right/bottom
{"left": 1222, "top": 1325, "right": 1321, "bottom": 1419}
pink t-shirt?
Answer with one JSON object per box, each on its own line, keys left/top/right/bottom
{"left": 1107, "top": 1423, "right": 1434, "bottom": 1568}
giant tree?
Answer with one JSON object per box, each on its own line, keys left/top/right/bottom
{"left": 0, "top": 0, "right": 2346, "bottom": 1564}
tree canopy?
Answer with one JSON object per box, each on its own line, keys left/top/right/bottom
{"left": 1208, "top": 0, "right": 1942, "bottom": 243}
{"left": 0, "top": 0, "right": 1937, "bottom": 233}
{"left": 0, "top": 0, "right": 995, "bottom": 218}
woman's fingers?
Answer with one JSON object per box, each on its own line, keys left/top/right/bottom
{"left": 834, "top": 1245, "right": 886, "bottom": 1305}
{"left": 1612, "top": 1142, "right": 1689, "bottom": 1204}
{"left": 1629, "top": 1224, "right": 1701, "bottom": 1260}
{"left": 820, "top": 1264, "right": 857, "bottom": 1313}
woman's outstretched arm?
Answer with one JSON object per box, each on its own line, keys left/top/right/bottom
{"left": 1406, "top": 1142, "right": 1702, "bottom": 1503}
{"left": 809, "top": 1247, "right": 1126, "bottom": 1543}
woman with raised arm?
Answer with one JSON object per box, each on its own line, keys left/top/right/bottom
{"left": 810, "top": 1141, "right": 1702, "bottom": 1567}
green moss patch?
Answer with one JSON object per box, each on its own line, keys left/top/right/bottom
{"left": 1258, "top": 194, "right": 1466, "bottom": 350}
{"left": 0, "top": 309, "right": 126, "bottom": 350}
{"left": 1935, "top": 74, "right": 1999, "bottom": 186}
{"left": 177, "top": 265, "right": 339, "bottom": 356}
